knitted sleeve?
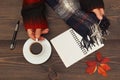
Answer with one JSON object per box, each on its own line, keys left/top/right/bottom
{"left": 21, "top": 0, "right": 48, "bottom": 30}
{"left": 79, "top": 0, "right": 104, "bottom": 12}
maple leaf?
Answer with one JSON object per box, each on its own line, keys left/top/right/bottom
{"left": 86, "top": 65, "right": 97, "bottom": 74}
{"left": 100, "top": 64, "right": 111, "bottom": 71}
{"left": 98, "top": 66, "right": 107, "bottom": 77}
{"left": 101, "top": 58, "right": 110, "bottom": 64}
{"left": 86, "top": 60, "right": 97, "bottom": 67}
{"left": 96, "top": 52, "right": 103, "bottom": 61}
{"left": 86, "top": 60, "right": 97, "bottom": 74}
{"left": 86, "top": 52, "right": 111, "bottom": 77}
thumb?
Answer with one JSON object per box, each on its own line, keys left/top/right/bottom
{"left": 35, "top": 28, "right": 42, "bottom": 39}
{"left": 92, "top": 9, "right": 103, "bottom": 20}
{"left": 99, "top": 8, "right": 105, "bottom": 15}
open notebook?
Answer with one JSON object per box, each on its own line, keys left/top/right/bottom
{"left": 50, "top": 28, "right": 104, "bottom": 68}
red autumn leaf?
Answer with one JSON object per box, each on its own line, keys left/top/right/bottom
{"left": 86, "top": 60, "right": 97, "bottom": 74}
{"left": 101, "top": 58, "right": 110, "bottom": 64}
{"left": 98, "top": 66, "right": 107, "bottom": 77}
{"left": 86, "top": 52, "right": 111, "bottom": 77}
{"left": 86, "top": 60, "right": 97, "bottom": 67}
{"left": 86, "top": 65, "right": 97, "bottom": 74}
{"left": 96, "top": 52, "right": 103, "bottom": 61}
{"left": 100, "top": 64, "right": 111, "bottom": 71}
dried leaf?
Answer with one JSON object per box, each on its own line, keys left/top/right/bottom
{"left": 100, "top": 64, "right": 111, "bottom": 71}
{"left": 86, "top": 65, "right": 97, "bottom": 74}
{"left": 86, "top": 60, "right": 97, "bottom": 67}
{"left": 98, "top": 66, "right": 107, "bottom": 77}
{"left": 96, "top": 52, "right": 103, "bottom": 61}
{"left": 101, "top": 58, "right": 110, "bottom": 64}
{"left": 86, "top": 52, "right": 111, "bottom": 77}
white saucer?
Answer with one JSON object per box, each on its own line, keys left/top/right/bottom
{"left": 23, "top": 38, "right": 52, "bottom": 64}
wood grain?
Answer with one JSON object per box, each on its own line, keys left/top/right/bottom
{"left": 0, "top": 0, "right": 120, "bottom": 80}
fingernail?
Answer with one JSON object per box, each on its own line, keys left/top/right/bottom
{"left": 36, "top": 38, "right": 39, "bottom": 41}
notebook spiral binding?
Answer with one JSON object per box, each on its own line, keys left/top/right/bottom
{"left": 69, "top": 29, "right": 87, "bottom": 54}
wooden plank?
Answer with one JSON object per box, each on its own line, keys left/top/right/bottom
{"left": 0, "top": 0, "right": 120, "bottom": 80}
{"left": 0, "top": 40, "right": 120, "bottom": 80}
{"left": 0, "top": 0, "right": 120, "bottom": 40}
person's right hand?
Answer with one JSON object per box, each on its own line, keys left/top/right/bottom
{"left": 27, "top": 28, "right": 49, "bottom": 41}
{"left": 92, "top": 8, "right": 105, "bottom": 20}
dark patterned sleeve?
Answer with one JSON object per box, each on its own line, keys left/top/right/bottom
{"left": 79, "top": 0, "right": 110, "bottom": 35}
{"left": 79, "top": 0, "right": 104, "bottom": 12}
{"left": 46, "top": 0, "right": 104, "bottom": 49}
{"left": 21, "top": 0, "right": 48, "bottom": 30}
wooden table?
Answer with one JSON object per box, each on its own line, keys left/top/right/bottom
{"left": 0, "top": 0, "right": 120, "bottom": 80}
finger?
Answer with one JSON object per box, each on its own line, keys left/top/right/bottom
{"left": 35, "top": 28, "right": 42, "bottom": 39}
{"left": 92, "top": 8, "right": 103, "bottom": 20}
{"left": 99, "top": 8, "right": 105, "bottom": 15}
{"left": 27, "top": 29, "right": 35, "bottom": 40}
{"left": 41, "top": 28, "right": 49, "bottom": 34}
{"left": 39, "top": 36, "right": 45, "bottom": 40}
{"left": 39, "top": 28, "right": 49, "bottom": 41}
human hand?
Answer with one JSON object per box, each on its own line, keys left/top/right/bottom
{"left": 92, "top": 8, "right": 105, "bottom": 20}
{"left": 27, "top": 28, "right": 49, "bottom": 41}
{"left": 91, "top": 8, "right": 110, "bottom": 35}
